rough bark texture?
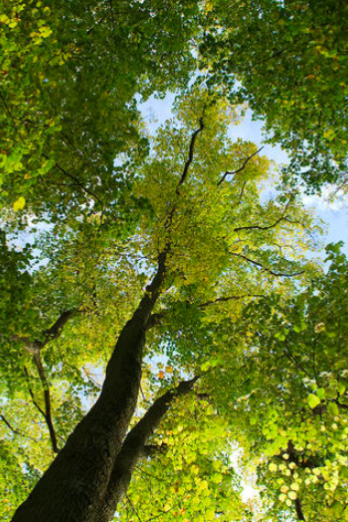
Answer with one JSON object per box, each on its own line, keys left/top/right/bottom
{"left": 95, "top": 377, "right": 198, "bottom": 522}
{"left": 11, "top": 254, "right": 166, "bottom": 522}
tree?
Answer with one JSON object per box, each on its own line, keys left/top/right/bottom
{"left": 200, "top": 0, "right": 348, "bottom": 191}
{"left": 2, "top": 3, "right": 348, "bottom": 521}
{"left": 3, "top": 90, "right": 316, "bottom": 521}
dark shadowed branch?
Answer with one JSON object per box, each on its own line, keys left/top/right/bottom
{"left": 96, "top": 376, "right": 199, "bottom": 522}
{"left": 295, "top": 498, "right": 306, "bottom": 521}
{"left": 217, "top": 147, "right": 263, "bottom": 186}
{"left": 42, "top": 153, "right": 103, "bottom": 205}
{"left": 198, "top": 294, "right": 264, "bottom": 308}
{"left": 231, "top": 252, "right": 304, "bottom": 278}
{"left": 176, "top": 117, "right": 205, "bottom": 194}
{"left": 41, "top": 310, "right": 76, "bottom": 346}
{"left": 32, "top": 352, "right": 59, "bottom": 453}
{"left": 0, "top": 414, "right": 37, "bottom": 441}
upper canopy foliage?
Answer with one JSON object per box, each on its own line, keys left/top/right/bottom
{"left": 200, "top": 0, "right": 348, "bottom": 191}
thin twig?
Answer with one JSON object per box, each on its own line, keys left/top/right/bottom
{"left": 33, "top": 352, "right": 59, "bottom": 453}
{"left": 0, "top": 414, "right": 37, "bottom": 441}
{"left": 231, "top": 252, "right": 304, "bottom": 278}
{"left": 126, "top": 494, "right": 143, "bottom": 522}
{"left": 198, "top": 294, "right": 263, "bottom": 308}
{"left": 42, "top": 154, "right": 103, "bottom": 205}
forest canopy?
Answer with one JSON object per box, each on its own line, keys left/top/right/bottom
{"left": 1, "top": 2, "right": 347, "bottom": 522}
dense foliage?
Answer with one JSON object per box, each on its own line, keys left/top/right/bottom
{"left": 1, "top": 2, "right": 347, "bottom": 522}
{"left": 201, "top": 0, "right": 348, "bottom": 190}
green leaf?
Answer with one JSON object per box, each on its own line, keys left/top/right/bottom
{"left": 328, "top": 402, "right": 339, "bottom": 416}
{"left": 307, "top": 394, "right": 321, "bottom": 409}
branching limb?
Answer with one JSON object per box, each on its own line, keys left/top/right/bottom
{"left": 11, "top": 309, "right": 75, "bottom": 354}
{"left": 24, "top": 359, "right": 59, "bottom": 454}
{"left": 217, "top": 147, "right": 263, "bottom": 186}
{"left": 146, "top": 312, "right": 164, "bottom": 330}
{"left": 96, "top": 376, "right": 199, "bottom": 522}
{"left": 234, "top": 215, "right": 288, "bottom": 233}
{"left": 24, "top": 367, "right": 46, "bottom": 418}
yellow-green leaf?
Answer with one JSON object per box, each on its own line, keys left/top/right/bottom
{"left": 13, "top": 197, "right": 25, "bottom": 212}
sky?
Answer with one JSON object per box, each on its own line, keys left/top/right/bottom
{"left": 139, "top": 92, "right": 348, "bottom": 258}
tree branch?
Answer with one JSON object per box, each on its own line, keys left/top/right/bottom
{"left": 217, "top": 147, "right": 263, "bottom": 186}
{"left": 234, "top": 215, "right": 288, "bottom": 232}
{"left": 176, "top": 117, "right": 205, "bottom": 194}
{"left": 146, "top": 312, "right": 164, "bottom": 330}
{"left": 41, "top": 310, "right": 76, "bottom": 346}
{"left": 0, "top": 414, "right": 37, "bottom": 441}
{"left": 96, "top": 376, "right": 199, "bottom": 522}
{"left": 33, "top": 352, "right": 59, "bottom": 453}
{"left": 141, "top": 444, "right": 168, "bottom": 457}
{"left": 198, "top": 294, "right": 263, "bottom": 308}
{"left": 42, "top": 154, "right": 103, "bottom": 205}
{"left": 11, "top": 309, "right": 75, "bottom": 355}
{"left": 231, "top": 252, "right": 304, "bottom": 278}
{"left": 24, "top": 360, "right": 59, "bottom": 454}
{"left": 24, "top": 367, "right": 46, "bottom": 416}
{"left": 295, "top": 498, "right": 306, "bottom": 521}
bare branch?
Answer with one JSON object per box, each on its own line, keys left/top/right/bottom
{"left": 176, "top": 117, "right": 205, "bottom": 194}
{"left": 33, "top": 353, "right": 59, "bottom": 453}
{"left": 198, "top": 294, "right": 263, "bottom": 308}
{"left": 217, "top": 147, "right": 263, "bottom": 186}
{"left": 231, "top": 252, "right": 305, "bottom": 278}
{"left": 42, "top": 154, "right": 103, "bottom": 205}
{"left": 234, "top": 215, "right": 287, "bottom": 233}
{"left": 0, "top": 414, "right": 37, "bottom": 441}
{"left": 42, "top": 310, "right": 76, "bottom": 346}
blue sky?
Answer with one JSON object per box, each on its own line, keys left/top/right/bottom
{"left": 139, "top": 93, "right": 348, "bottom": 257}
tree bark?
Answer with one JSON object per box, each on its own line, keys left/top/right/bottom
{"left": 95, "top": 377, "right": 198, "bottom": 522}
{"left": 11, "top": 254, "right": 166, "bottom": 522}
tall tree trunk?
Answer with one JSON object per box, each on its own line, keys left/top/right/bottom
{"left": 11, "top": 254, "right": 166, "bottom": 522}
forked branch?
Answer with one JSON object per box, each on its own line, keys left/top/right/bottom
{"left": 96, "top": 376, "right": 199, "bottom": 522}
{"left": 217, "top": 146, "right": 263, "bottom": 186}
